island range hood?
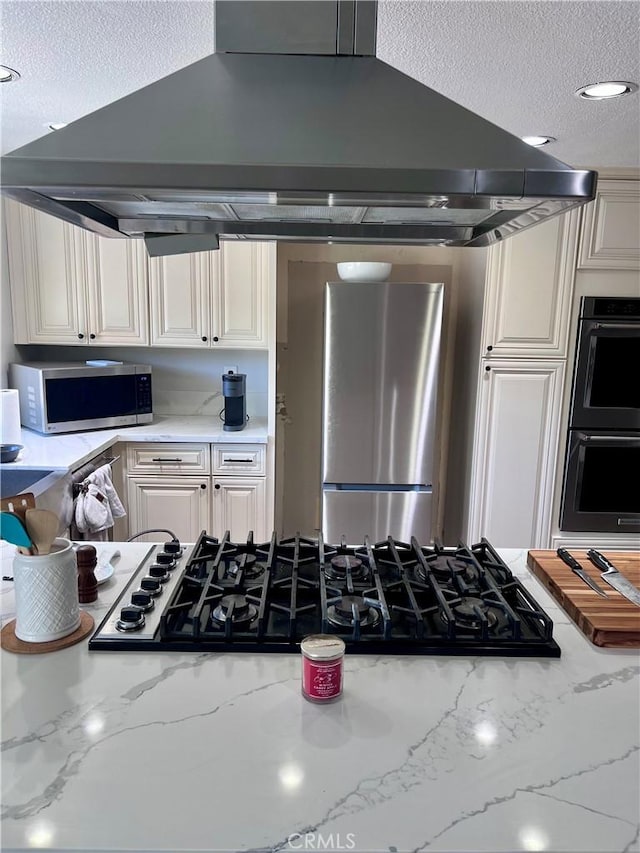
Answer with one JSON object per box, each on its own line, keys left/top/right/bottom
{"left": 1, "top": 0, "right": 596, "bottom": 256}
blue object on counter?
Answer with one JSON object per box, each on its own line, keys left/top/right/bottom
{"left": 0, "top": 444, "right": 23, "bottom": 463}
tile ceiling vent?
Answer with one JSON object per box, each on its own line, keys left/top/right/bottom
{"left": 0, "top": 0, "right": 596, "bottom": 256}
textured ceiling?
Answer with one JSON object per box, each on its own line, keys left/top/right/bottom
{"left": 1, "top": 0, "right": 639, "bottom": 168}
{"left": 376, "top": 0, "right": 640, "bottom": 169}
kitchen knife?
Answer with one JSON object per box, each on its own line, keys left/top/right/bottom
{"left": 586, "top": 550, "right": 640, "bottom": 606}
{"left": 556, "top": 548, "right": 609, "bottom": 597}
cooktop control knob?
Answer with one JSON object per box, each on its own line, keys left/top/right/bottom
{"left": 155, "top": 552, "right": 176, "bottom": 568}
{"left": 148, "top": 564, "right": 169, "bottom": 582}
{"left": 140, "top": 577, "right": 162, "bottom": 596}
{"left": 131, "top": 591, "right": 154, "bottom": 612}
{"left": 116, "top": 606, "right": 145, "bottom": 631}
{"left": 163, "top": 540, "right": 181, "bottom": 555}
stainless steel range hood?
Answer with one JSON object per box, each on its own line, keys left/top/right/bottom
{"left": 1, "top": 0, "right": 596, "bottom": 255}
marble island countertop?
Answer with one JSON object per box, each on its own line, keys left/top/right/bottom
{"left": 0, "top": 415, "right": 268, "bottom": 493}
{"left": 1, "top": 544, "right": 638, "bottom": 853}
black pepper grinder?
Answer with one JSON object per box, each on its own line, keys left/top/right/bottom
{"left": 77, "top": 544, "right": 98, "bottom": 603}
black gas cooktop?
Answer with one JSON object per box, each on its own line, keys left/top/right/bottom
{"left": 88, "top": 532, "right": 560, "bottom": 657}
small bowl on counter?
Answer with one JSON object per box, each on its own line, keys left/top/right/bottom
{"left": 0, "top": 444, "right": 23, "bottom": 463}
{"left": 337, "top": 262, "right": 392, "bottom": 282}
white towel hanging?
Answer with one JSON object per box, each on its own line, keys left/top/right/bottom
{"left": 86, "top": 464, "right": 126, "bottom": 519}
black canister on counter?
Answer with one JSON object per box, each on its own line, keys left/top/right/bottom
{"left": 76, "top": 544, "right": 98, "bottom": 603}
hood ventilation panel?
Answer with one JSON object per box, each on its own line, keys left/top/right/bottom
{"left": 1, "top": 0, "right": 596, "bottom": 255}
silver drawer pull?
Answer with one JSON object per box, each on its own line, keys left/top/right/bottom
{"left": 151, "top": 457, "right": 184, "bottom": 462}
{"left": 223, "top": 457, "right": 254, "bottom": 463}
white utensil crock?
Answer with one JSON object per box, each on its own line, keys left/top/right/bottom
{"left": 13, "top": 538, "right": 80, "bottom": 642}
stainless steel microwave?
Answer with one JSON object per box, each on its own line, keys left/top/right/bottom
{"left": 9, "top": 362, "right": 153, "bottom": 434}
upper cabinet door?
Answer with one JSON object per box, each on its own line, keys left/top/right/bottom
{"left": 482, "top": 209, "right": 580, "bottom": 358}
{"left": 86, "top": 236, "right": 149, "bottom": 345}
{"left": 149, "top": 252, "right": 215, "bottom": 346}
{"left": 5, "top": 200, "right": 87, "bottom": 344}
{"left": 5, "top": 200, "right": 150, "bottom": 346}
{"left": 578, "top": 179, "right": 640, "bottom": 269}
{"left": 215, "top": 242, "right": 274, "bottom": 348}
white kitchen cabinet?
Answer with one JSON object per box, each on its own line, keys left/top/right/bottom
{"left": 126, "top": 442, "right": 211, "bottom": 542}
{"left": 149, "top": 241, "right": 275, "bottom": 348}
{"left": 467, "top": 360, "right": 565, "bottom": 549}
{"left": 212, "top": 476, "right": 267, "bottom": 542}
{"left": 211, "top": 443, "right": 266, "bottom": 475}
{"left": 126, "top": 442, "right": 210, "bottom": 475}
{"left": 84, "top": 233, "right": 149, "bottom": 344}
{"left": 127, "top": 476, "right": 211, "bottom": 543}
{"left": 482, "top": 209, "right": 580, "bottom": 358}
{"left": 5, "top": 199, "right": 148, "bottom": 345}
{"left": 148, "top": 251, "right": 214, "bottom": 347}
{"left": 216, "top": 242, "right": 272, "bottom": 346}
{"left": 124, "top": 442, "right": 269, "bottom": 543}
{"left": 578, "top": 179, "right": 640, "bottom": 269}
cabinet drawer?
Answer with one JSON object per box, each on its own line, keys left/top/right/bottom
{"left": 211, "top": 444, "right": 265, "bottom": 475}
{"left": 126, "top": 443, "right": 210, "bottom": 474}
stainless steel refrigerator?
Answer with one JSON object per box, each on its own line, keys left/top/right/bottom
{"left": 322, "top": 280, "right": 444, "bottom": 544}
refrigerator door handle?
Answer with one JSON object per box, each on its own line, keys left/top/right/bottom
{"left": 322, "top": 487, "right": 435, "bottom": 544}
{"left": 323, "top": 483, "right": 433, "bottom": 492}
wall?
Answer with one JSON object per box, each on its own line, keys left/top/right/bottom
{"left": 0, "top": 221, "right": 19, "bottom": 387}
{"left": 275, "top": 243, "right": 459, "bottom": 539}
{"left": 14, "top": 343, "right": 270, "bottom": 421}
{"left": 443, "top": 246, "right": 488, "bottom": 542}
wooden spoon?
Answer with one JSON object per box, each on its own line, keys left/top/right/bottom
{"left": 24, "top": 508, "right": 59, "bottom": 556}
{"left": 0, "top": 492, "right": 36, "bottom": 523}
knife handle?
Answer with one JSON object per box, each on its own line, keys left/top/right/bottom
{"left": 586, "top": 549, "right": 615, "bottom": 573}
{"left": 557, "top": 548, "right": 582, "bottom": 572}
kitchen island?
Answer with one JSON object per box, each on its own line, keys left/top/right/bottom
{"left": 1, "top": 543, "right": 638, "bottom": 853}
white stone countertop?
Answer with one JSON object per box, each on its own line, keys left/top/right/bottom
{"left": 1, "top": 544, "right": 638, "bottom": 853}
{"left": 0, "top": 415, "right": 268, "bottom": 488}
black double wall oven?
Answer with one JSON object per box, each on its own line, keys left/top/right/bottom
{"left": 560, "top": 297, "right": 640, "bottom": 534}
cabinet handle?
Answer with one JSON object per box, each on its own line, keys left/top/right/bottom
{"left": 486, "top": 345, "right": 493, "bottom": 352}
{"left": 485, "top": 365, "right": 491, "bottom": 372}
{"left": 151, "top": 457, "right": 183, "bottom": 462}
{"left": 200, "top": 483, "right": 207, "bottom": 489}
{"left": 90, "top": 333, "right": 96, "bottom": 340}
{"left": 223, "top": 458, "right": 254, "bottom": 463}
{"left": 214, "top": 484, "right": 221, "bottom": 490}
{"left": 202, "top": 336, "right": 208, "bottom": 342}
{"left": 78, "top": 333, "right": 84, "bottom": 340}
{"left": 213, "top": 336, "right": 219, "bottom": 342}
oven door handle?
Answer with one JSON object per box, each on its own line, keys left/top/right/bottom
{"left": 578, "top": 433, "right": 640, "bottom": 443}
{"left": 593, "top": 323, "right": 640, "bottom": 330}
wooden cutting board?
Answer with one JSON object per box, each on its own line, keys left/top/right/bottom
{"left": 527, "top": 550, "right": 640, "bottom": 647}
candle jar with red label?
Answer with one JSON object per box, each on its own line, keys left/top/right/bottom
{"left": 300, "top": 635, "right": 346, "bottom": 702}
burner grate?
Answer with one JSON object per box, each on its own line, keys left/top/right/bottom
{"left": 90, "top": 532, "right": 560, "bottom": 656}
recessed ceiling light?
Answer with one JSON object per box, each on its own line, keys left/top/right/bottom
{"left": 0, "top": 65, "right": 20, "bottom": 82}
{"left": 522, "top": 135, "right": 556, "bottom": 147}
{"left": 48, "top": 122, "right": 68, "bottom": 131}
{"left": 576, "top": 81, "right": 638, "bottom": 100}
